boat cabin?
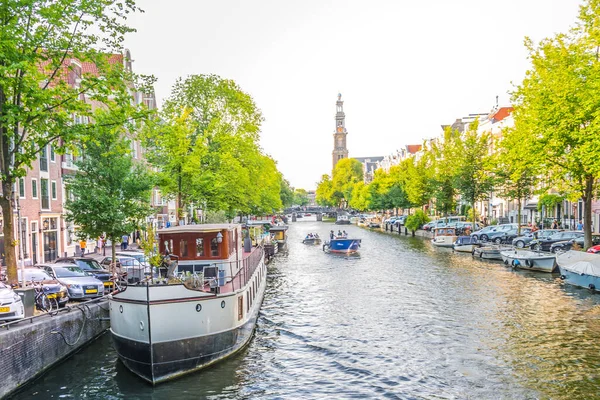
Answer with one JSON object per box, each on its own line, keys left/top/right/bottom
{"left": 158, "top": 224, "right": 243, "bottom": 279}
{"left": 455, "top": 236, "right": 478, "bottom": 245}
{"left": 432, "top": 227, "right": 457, "bottom": 237}
{"left": 269, "top": 225, "right": 288, "bottom": 242}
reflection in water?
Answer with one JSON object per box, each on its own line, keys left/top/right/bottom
{"left": 13, "top": 219, "right": 600, "bottom": 399}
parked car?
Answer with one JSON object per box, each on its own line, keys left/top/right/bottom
{"left": 423, "top": 220, "right": 447, "bottom": 231}
{"left": 54, "top": 257, "right": 113, "bottom": 291}
{"left": 529, "top": 231, "right": 584, "bottom": 252}
{"left": 38, "top": 263, "right": 104, "bottom": 300}
{"left": 471, "top": 224, "right": 517, "bottom": 242}
{"left": 99, "top": 255, "right": 148, "bottom": 283}
{"left": 512, "top": 229, "right": 561, "bottom": 248}
{"left": 0, "top": 282, "right": 24, "bottom": 321}
{"left": 454, "top": 221, "right": 481, "bottom": 235}
{"left": 587, "top": 245, "right": 600, "bottom": 254}
{"left": 17, "top": 268, "right": 69, "bottom": 307}
{"left": 549, "top": 235, "right": 600, "bottom": 253}
{"left": 115, "top": 251, "right": 150, "bottom": 268}
{"left": 487, "top": 227, "right": 532, "bottom": 244}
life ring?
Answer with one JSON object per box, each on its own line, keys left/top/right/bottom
{"left": 560, "top": 275, "right": 566, "bottom": 280}
{"left": 589, "top": 284, "right": 596, "bottom": 290}
{"left": 525, "top": 259, "right": 533, "bottom": 268}
{"left": 504, "top": 259, "right": 509, "bottom": 265}
{"left": 511, "top": 259, "right": 521, "bottom": 268}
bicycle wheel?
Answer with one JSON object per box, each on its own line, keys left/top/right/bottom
{"left": 48, "top": 297, "right": 59, "bottom": 312}
{"left": 36, "top": 293, "right": 50, "bottom": 312}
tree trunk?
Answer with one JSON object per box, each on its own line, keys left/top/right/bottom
{"left": 0, "top": 181, "right": 16, "bottom": 285}
{"left": 583, "top": 175, "right": 594, "bottom": 250}
{"left": 517, "top": 199, "right": 522, "bottom": 235}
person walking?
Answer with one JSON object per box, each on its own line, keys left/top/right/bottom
{"left": 577, "top": 220, "right": 584, "bottom": 231}
{"left": 121, "top": 233, "right": 129, "bottom": 250}
{"left": 79, "top": 238, "right": 87, "bottom": 257}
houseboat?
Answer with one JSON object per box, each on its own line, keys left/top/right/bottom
{"left": 431, "top": 227, "right": 458, "bottom": 248}
{"left": 269, "top": 225, "right": 288, "bottom": 251}
{"left": 335, "top": 215, "right": 351, "bottom": 225}
{"left": 109, "top": 224, "right": 266, "bottom": 385}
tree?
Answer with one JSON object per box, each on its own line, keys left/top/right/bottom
{"left": 279, "top": 178, "right": 294, "bottom": 208}
{"left": 65, "top": 108, "right": 155, "bottom": 270}
{"left": 453, "top": 119, "right": 494, "bottom": 225}
{"left": 513, "top": 0, "right": 600, "bottom": 248}
{"left": 405, "top": 210, "right": 430, "bottom": 236}
{"left": 331, "top": 158, "right": 364, "bottom": 208}
{"left": 0, "top": 0, "right": 143, "bottom": 284}
{"left": 349, "top": 181, "right": 370, "bottom": 211}
{"left": 429, "top": 128, "right": 460, "bottom": 216}
{"left": 494, "top": 124, "right": 539, "bottom": 234}
{"left": 315, "top": 174, "right": 335, "bottom": 207}
{"left": 143, "top": 74, "right": 275, "bottom": 219}
{"left": 293, "top": 188, "right": 309, "bottom": 206}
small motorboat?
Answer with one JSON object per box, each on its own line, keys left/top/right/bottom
{"left": 472, "top": 245, "right": 511, "bottom": 260}
{"left": 431, "top": 227, "right": 458, "bottom": 248}
{"left": 557, "top": 250, "right": 600, "bottom": 290}
{"left": 302, "top": 234, "right": 322, "bottom": 245}
{"left": 500, "top": 249, "right": 557, "bottom": 272}
{"left": 366, "top": 221, "right": 381, "bottom": 229}
{"left": 453, "top": 236, "right": 479, "bottom": 253}
{"left": 335, "top": 215, "right": 351, "bottom": 225}
{"left": 323, "top": 238, "right": 361, "bottom": 254}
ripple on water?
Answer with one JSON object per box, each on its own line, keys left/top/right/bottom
{"left": 12, "top": 220, "right": 600, "bottom": 399}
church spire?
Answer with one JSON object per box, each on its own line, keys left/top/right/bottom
{"left": 332, "top": 93, "right": 349, "bottom": 173}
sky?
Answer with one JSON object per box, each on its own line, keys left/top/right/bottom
{"left": 124, "top": 0, "right": 582, "bottom": 190}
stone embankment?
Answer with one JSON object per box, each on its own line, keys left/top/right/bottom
{"left": 0, "top": 299, "right": 109, "bottom": 399}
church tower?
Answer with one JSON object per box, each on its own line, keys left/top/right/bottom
{"left": 332, "top": 93, "right": 349, "bottom": 173}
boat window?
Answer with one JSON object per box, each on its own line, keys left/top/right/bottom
{"left": 238, "top": 296, "right": 243, "bottom": 321}
{"left": 246, "top": 291, "right": 250, "bottom": 312}
{"left": 196, "top": 238, "right": 204, "bottom": 257}
{"left": 180, "top": 240, "right": 188, "bottom": 257}
{"left": 211, "top": 238, "right": 219, "bottom": 257}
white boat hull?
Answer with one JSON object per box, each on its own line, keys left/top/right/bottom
{"left": 432, "top": 236, "right": 458, "bottom": 248}
{"left": 501, "top": 250, "right": 557, "bottom": 272}
{"left": 453, "top": 244, "right": 478, "bottom": 253}
{"left": 110, "top": 253, "right": 266, "bottom": 384}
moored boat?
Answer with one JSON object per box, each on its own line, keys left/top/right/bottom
{"left": 109, "top": 224, "right": 267, "bottom": 385}
{"left": 453, "top": 236, "right": 480, "bottom": 253}
{"left": 472, "top": 245, "right": 511, "bottom": 260}
{"left": 431, "top": 227, "right": 458, "bottom": 248}
{"left": 269, "top": 225, "right": 288, "bottom": 251}
{"left": 335, "top": 215, "right": 351, "bottom": 225}
{"left": 557, "top": 251, "right": 600, "bottom": 291}
{"left": 323, "top": 238, "right": 361, "bottom": 254}
{"left": 500, "top": 249, "right": 557, "bottom": 272}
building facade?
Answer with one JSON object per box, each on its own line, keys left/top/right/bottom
{"left": 332, "top": 93, "right": 349, "bottom": 172}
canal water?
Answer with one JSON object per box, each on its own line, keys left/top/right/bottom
{"left": 14, "top": 219, "right": 600, "bottom": 399}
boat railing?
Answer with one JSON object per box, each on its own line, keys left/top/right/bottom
{"left": 163, "top": 246, "right": 265, "bottom": 295}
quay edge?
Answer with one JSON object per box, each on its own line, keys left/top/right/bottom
{"left": 0, "top": 299, "right": 110, "bottom": 399}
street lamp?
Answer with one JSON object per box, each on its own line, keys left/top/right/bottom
{"left": 216, "top": 232, "right": 223, "bottom": 243}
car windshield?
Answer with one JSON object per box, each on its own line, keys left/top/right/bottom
{"left": 20, "top": 270, "right": 52, "bottom": 281}
{"left": 75, "top": 259, "right": 103, "bottom": 271}
{"left": 120, "top": 254, "right": 146, "bottom": 263}
{"left": 54, "top": 266, "right": 86, "bottom": 278}
{"left": 549, "top": 233, "right": 563, "bottom": 240}
{"left": 120, "top": 258, "right": 140, "bottom": 266}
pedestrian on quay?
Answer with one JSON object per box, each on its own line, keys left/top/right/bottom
{"left": 577, "top": 220, "right": 584, "bottom": 231}
{"left": 121, "top": 233, "right": 129, "bottom": 250}
{"left": 97, "top": 236, "right": 104, "bottom": 253}
{"left": 79, "top": 238, "right": 87, "bottom": 257}
{"left": 551, "top": 220, "right": 558, "bottom": 229}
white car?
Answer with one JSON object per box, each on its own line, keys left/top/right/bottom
{"left": 100, "top": 255, "right": 148, "bottom": 283}
{"left": 0, "top": 282, "right": 25, "bottom": 321}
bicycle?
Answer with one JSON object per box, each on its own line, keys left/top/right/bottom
{"left": 34, "top": 284, "right": 59, "bottom": 312}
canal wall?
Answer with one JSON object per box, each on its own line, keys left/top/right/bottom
{"left": 0, "top": 299, "right": 110, "bottom": 399}
{"left": 377, "top": 224, "right": 433, "bottom": 239}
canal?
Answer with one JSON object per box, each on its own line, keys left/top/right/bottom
{"left": 13, "top": 220, "right": 600, "bottom": 399}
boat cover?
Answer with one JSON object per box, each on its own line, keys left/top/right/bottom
{"left": 455, "top": 236, "right": 477, "bottom": 245}
{"left": 558, "top": 251, "right": 600, "bottom": 277}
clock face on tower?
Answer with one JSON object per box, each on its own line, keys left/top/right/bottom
{"left": 337, "top": 126, "right": 343, "bottom": 133}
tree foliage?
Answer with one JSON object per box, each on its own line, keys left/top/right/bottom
{"left": 0, "top": 0, "right": 146, "bottom": 284}
{"left": 65, "top": 108, "right": 155, "bottom": 264}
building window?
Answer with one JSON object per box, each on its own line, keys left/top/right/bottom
{"left": 211, "top": 238, "right": 219, "bottom": 257}
{"left": 179, "top": 240, "right": 188, "bottom": 257}
{"left": 196, "top": 238, "right": 204, "bottom": 256}
{"left": 50, "top": 145, "right": 55, "bottom": 162}
{"left": 18, "top": 178, "right": 25, "bottom": 198}
{"left": 51, "top": 181, "right": 57, "bottom": 200}
{"left": 40, "top": 179, "right": 49, "bottom": 210}
{"left": 20, "top": 218, "right": 28, "bottom": 259}
{"left": 31, "top": 179, "right": 38, "bottom": 199}
{"left": 40, "top": 146, "right": 48, "bottom": 172}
